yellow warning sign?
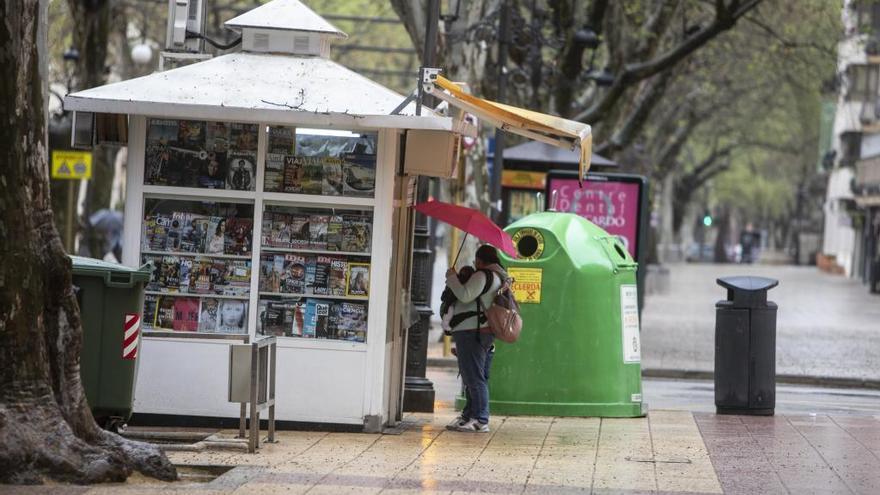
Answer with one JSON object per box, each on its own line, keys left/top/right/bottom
{"left": 509, "top": 267, "right": 542, "bottom": 304}
{"left": 51, "top": 150, "right": 92, "bottom": 180}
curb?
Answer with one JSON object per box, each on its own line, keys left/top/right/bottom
{"left": 427, "top": 359, "right": 880, "bottom": 390}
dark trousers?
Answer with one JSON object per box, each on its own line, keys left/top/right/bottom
{"left": 454, "top": 331, "right": 495, "bottom": 424}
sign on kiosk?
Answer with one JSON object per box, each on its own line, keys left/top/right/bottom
{"left": 51, "top": 150, "right": 93, "bottom": 180}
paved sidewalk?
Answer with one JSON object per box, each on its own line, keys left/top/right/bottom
{"left": 641, "top": 263, "right": 880, "bottom": 384}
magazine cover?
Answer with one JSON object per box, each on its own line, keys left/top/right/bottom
{"left": 305, "top": 298, "right": 330, "bottom": 338}
{"left": 281, "top": 255, "right": 307, "bottom": 294}
{"left": 177, "top": 120, "right": 205, "bottom": 149}
{"left": 326, "top": 215, "right": 344, "bottom": 251}
{"left": 154, "top": 296, "right": 176, "bottom": 330}
{"left": 171, "top": 297, "right": 199, "bottom": 332}
{"left": 345, "top": 262, "right": 370, "bottom": 297}
{"left": 206, "top": 121, "right": 229, "bottom": 153}
{"left": 230, "top": 122, "right": 258, "bottom": 152}
{"left": 178, "top": 258, "right": 193, "bottom": 292}
{"left": 261, "top": 214, "right": 274, "bottom": 247}
{"left": 336, "top": 301, "right": 367, "bottom": 342}
{"left": 224, "top": 217, "right": 253, "bottom": 255}
{"left": 342, "top": 153, "right": 377, "bottom": 197}
{"left": 160, "top": 256, "right": 180, "bottom": 290}
{"left": 226, "top": 152, "right": 256, "bottom": 191}
{"left": 165, "top": 213, "right": 183, "bottom": 252}
{"left": 197, "top": 151, "right": 227, "bottom": 189}
{"left": 268, "top": 126, "right": 295, "bottom": 154}
{"left": 192, "top": 259, "right": 213, "bottom": 293}
{"left": 327, "top": 303, "right": 341, "bottom": 340}
{"left": 144, "top": 119, "right": 178, "bottom": 185}
{"left": 209, "top": 260, "right": 229, "bottom": 292}
{"left": 270, "top": 212, "right": 292, "bottom": 248}
{"left": 259, "top": 255, "right": 281, "bottom": 292}
{"left": 322, "top": 158, "right": 344, "bottom": 196}
{"left": 329, "top": 258, "right": 347, "bottom": 296}
{"left": 289, "top": 214, "right": 310, "bottom": 248}
{"left": 142, "top": 295, "right": 159, "bottom": 330}
{"left": 198, "top": 298, "right": 220, "bottom": 332}
{"left": 205, "top": 217, "right": 226, "bottom": 254}
{"left": 283, "top": 155, "right": 304, "bottom": 193}
{"left": 142, "top": 216, "right": 158, "bottom": 251}
{"left": 190, "top": 216, "right": 210, "bottom": 253}
{"left": 288, "top": 300, "right": 306, "bottom": 337}
{"left": 257, "top": 299, "right": 284, "bottom": 336}
{"left": 309, "top": 214, "right": 329, "bottom": 250}
{"left": 311, "top": 256, "right": 332, "bottom": 295}
{"left": 300, "top": 156, "right": 324, "bottom": 195}
{"left": 224, "top": 260, "right": 251, "bottom": 296}
{"left": 265, "top": 153, "right": 285, "bottom": 192}
{"left": 175, "top": 212, "right": 199, "bottom": 253}
{"left": 341, "top": 215, "right": 372, "bottom": 253}
{"left": 141, "top": 254, "right": 164, "bottom": 291}
{"left": 150, "top": 215, "right": 171, "bottom": 251}
{"left": 217, "top": 299, "right": 248, "bottom": 334}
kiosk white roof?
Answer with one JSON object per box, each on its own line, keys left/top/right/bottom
{"left": 64, "top": 52, "right": 447, "bottom": 130}
{"left": 225, "top": 0, "right": 347, "bottom": 38}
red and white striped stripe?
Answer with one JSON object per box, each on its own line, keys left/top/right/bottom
{"left": 122, "top": 313, "right": 140, "bottom": 360}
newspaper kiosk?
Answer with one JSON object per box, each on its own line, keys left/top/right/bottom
{"left": 64, "top": 0, "right": 593, "bottom": 429}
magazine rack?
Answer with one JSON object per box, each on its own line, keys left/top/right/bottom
{"left": 229, "top": 335, "right": 277, "bottom": 453}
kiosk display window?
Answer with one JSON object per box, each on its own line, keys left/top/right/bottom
{"left": 256, "top": 205, "right": 372, "bottom": 342}
{"left": 264, "top": 126, "right": 377, "bottom": 198}
{"left": 140, "top": 198, "right": 254, "bottom": 335}
{"left": 144, "top": 118, "right": 258, "bottom": 191}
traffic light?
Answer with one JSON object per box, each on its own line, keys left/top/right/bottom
{"left": 703, "top": 212, "right": 713, "bottom": 227}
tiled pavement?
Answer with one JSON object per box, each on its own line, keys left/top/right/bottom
{"left": 4, "top": 405, "right": 880, "bottom": 494}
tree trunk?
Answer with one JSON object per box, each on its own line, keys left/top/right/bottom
{"left": 0, "top": 0, "right": 176, "bottom": 484}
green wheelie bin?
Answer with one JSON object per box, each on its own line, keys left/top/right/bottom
{"left": 70, "top": 256, "right": 151, "bottom": 430}
{"left": 482, "top": 211, "right": 645, "bottom": 417}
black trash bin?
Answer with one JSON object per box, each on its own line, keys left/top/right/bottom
{"left": 714, "top": 276, "right": 778, "bottom": 416}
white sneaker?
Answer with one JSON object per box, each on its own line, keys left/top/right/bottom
{"left": 453, "top": 419, "right": 489, "bottom": 433}
{"left": 446, "top": 415, "right": 469, "bottom": 431}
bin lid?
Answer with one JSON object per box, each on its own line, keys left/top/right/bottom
{"left": 70, "top": 256, "right": 151, "bottom": 286}
{"left": 717, "top": 276, "right": 778, "bottom": 293}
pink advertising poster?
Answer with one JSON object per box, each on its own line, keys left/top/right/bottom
{"left": 547, "top": 177, "right": 641, "bottom": 257}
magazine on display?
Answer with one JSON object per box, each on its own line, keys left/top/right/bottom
{"left": 142, "top": 255, "right": 163, "bottom": 291}
{"left": 224, "top": 217, "right": 253, "bottom": 255}
{"left": 282, "top": 155, "right": 304, "bottom": 193}
{"left": 280, "top": 254, "right": 307, "bottom": 294}
{"left": 341, "top": 215, "right": 371, "bottom": 253}
{"left": 224, "top": 260, "right": 251, "bottom": 296}
{"left": 322, "top": 158, "right": 344, "bottom": 196}
{"left": 217, "top": 299, "right": 248, "bottom": 334}
{"left": 178, "top": 258, "right": 193, "bottom": 292}
{"left": 336, "top": 301, "right": 367, "bottom": 342}
{"left": 198, "top": 298, "right": 220, "bottom": 332}
{"left": 230, "top": 122, "right": 258, "bottom": 153}
{"left": 300, "top": 157, "right": 324, "bottom": 195}
{"left": 311, "top": 256, "right": 332, "bottom": 295}
{"left": 309, "top": 215, "right": 328, "bottom": 250}
{"left": 268, "top": 126, "right": 295, "bottom": 155}
{"left": 265, "top": 153, "right": 285, "bottom": 192}
{"left": 257, "top": 298, "right": 306, "bottom": 337}
{"left": 143, "top": 295, "right": 158, "bottom": 330}
{"left": 326, "top": 215, "right": 344, "bottom": 251}
{"left": 342, "top": 153, "right": 377, "bottom": 197}
{"left": 226, "top": 152, "right": 256, "bottom": 191}
{"left": 154, "top": 296, "right": 176, "bottom": 330}
{"left": 346, "top": 262, "right": 370, "bottom": 298}
{"left": 172, "top": 297, "right": 200, "bottom": 332}
{"left": 304, "top": 298, "right": 330, "bottom": 338}
{"left": 192, "top": 260, "right": 213, "bottom": 293}
{"left": 206, "top": 121, "right": 229, "bottom": 153}
{"left": 329, "top": 258, "right": 347, "bottom": 296}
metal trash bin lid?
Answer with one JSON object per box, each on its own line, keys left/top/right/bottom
{"left": 69, "top": 256, "right": 151, "bottom": 288}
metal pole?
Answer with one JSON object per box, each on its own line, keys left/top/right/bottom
{"left": 492, "top": 1, "right": 510, "bottom": 221}
{"left": 268, "top": 341, "right": 276, "bottom": 443}
{"left": 66, "top": 180, "right": 76, "bottom": 252}
{"left": 416, "top": 0, "right": 440, "bottom": 115}
{"left": 249, "top": 341, "right": 259, "bottom": 453}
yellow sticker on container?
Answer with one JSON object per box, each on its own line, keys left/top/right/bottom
{"left": 509, "top": 267, "right": 542, "bottom": 304}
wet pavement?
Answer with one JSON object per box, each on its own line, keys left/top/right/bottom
{"left": 4, "top": 371, "right": 879, "bottom": 494}
{"left": 641, "top": 263, "right": 880, "bottom": 384}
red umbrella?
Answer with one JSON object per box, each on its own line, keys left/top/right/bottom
{"left": 413, "top": 200, "right": 517, "bottom": 264}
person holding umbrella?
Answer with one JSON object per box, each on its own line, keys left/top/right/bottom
{"left": 443, "top": 244, "right": 508, "bottom": 432}
{"left": 413, "top": 200, "right": 516, "bottom": 432}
